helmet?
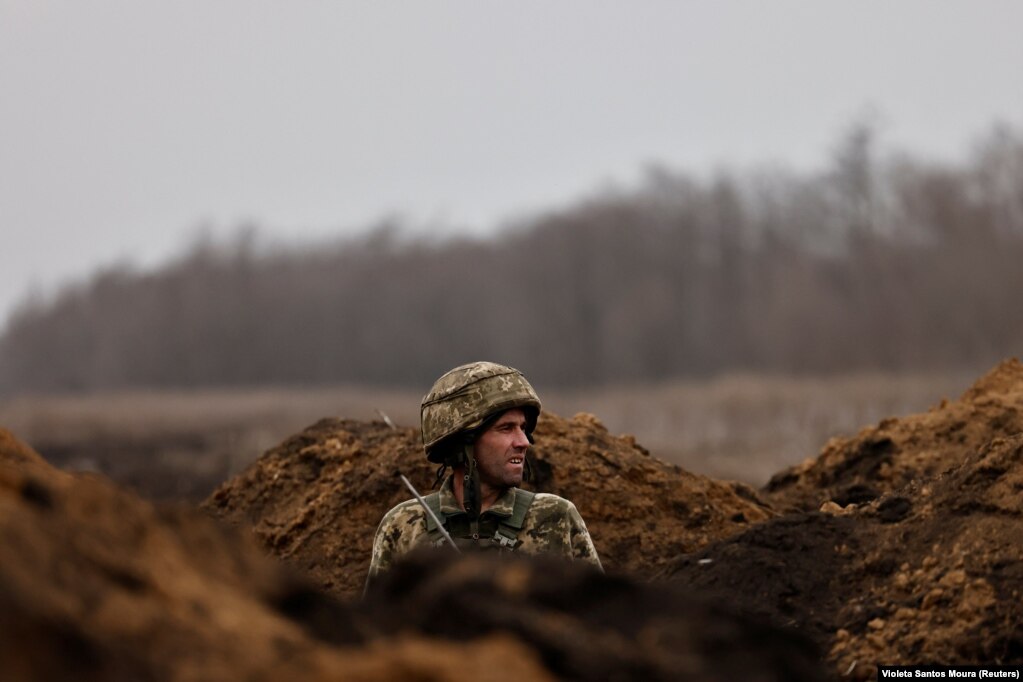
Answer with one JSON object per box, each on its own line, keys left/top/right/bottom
{"left": 421, "top": 361, "right": 541, "bottom": 463}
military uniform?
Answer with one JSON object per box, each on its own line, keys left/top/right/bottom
{"left": 366, "top": 475, "right": 602, "bottom": 588}
{"left": 365, "top": 361, "right": 602, "bottom": 591}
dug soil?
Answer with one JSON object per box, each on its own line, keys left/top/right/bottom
{"left": 207, "top": 359, "right": 1023, "bottom": 679}
{"left": 3, "top": 359, "right": 1022, "bottom": 679}
{"left": 667, "top": 359, "right": 1023, "bottom": 678}
{"left": 766, "top": 358, "right": 1023, "bottom": 511}
{"left": 0, "top": 429, "right": 824, "bottom": 682}
{"left": 203, "top": 411, "right": 775, "bottom": 596}
{"left": 0, "top": 427, "right": 566, "bottom": 681}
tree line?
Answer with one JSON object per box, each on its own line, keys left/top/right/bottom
{"left": 2, "top": 123, "right": 1022, "bottom": 393}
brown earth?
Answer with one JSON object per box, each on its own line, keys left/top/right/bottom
{"left": 0, "top": 428, "right": 824, "bottom": 682}
{"left": 205, "top": 359, "right": 1023, "bottom": 679}
{"left": 203, "top": 411, "right": 774, "bottom": 597}
{"left": 766, "top": 358, "right": 1023, "bottom": 511}
{"left": 0, "top": 428, "right": 555, "bottom": 682}
{"left": 356, "top": 548, "right": 825, "bottom": 682}
{"left": 668, "top": 434, "right": 1023, "bottom": 678}
{"left": 666, "top": 359, "right": 1023, "bottom": 678}
{"left": 5, "top": 359, "right": 1023, "bottom": 680}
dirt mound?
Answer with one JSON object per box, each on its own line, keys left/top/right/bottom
{"left": 17, "top": 357, "right": 1023, "bottom": 679}
{"left": 668, "top": 432, "right": 1023, "bottom": 679}
{"left": 1, "top": 427, "right": 827, "bottom": 681}
{"left": 766, "top": 358, "right": 1023, "bottom": 510}
{"left": 356, "top": 549, "right": 826, "bottom": 682}
{"left": 204, "top": 411, "right": 773, "bottom": 597}
{"left": 827, "top": 434, "right": 1023, "bottom": 674}
{"left": 0, "top": 428, "right": 553, "bottom": 681}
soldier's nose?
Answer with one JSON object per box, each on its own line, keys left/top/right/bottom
{"left": 512, "top": 428, "right": 529, "bottom": 448}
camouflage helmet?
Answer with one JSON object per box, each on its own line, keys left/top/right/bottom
{"left": 421, "top": 361, "right": 541, "bottom": 463}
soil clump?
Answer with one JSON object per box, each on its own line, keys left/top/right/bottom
{"left": 766, "top": 358, "right": 1023, "bottom": 510}
{"left": 0, "top": 428, "right": 551, "bottom": 681}
{"left": 668, "top": 360, "right": 1023, "bottom": 679}
{"left": 357, "top": 549, "right": 826, "bottom": 682}
{"left": 669, "top": 435, "right": 1023, "bottom": 678}
{"left": 9, "top": 358, "right": 1023, "bottom": 679}
{"left": 204, "top": 411, "right": 774, "bottom": 597}
{"left": 1, "top": 428, "right": 823, "bottom": 681}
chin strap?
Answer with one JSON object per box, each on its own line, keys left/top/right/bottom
{"left": 432, "top": 463, "right": 448, "bottom": 490}
{"left": 462, "top": 441, "right": 482, "bottom": 523}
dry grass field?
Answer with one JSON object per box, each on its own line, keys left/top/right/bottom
{"left": 0, "top": 371, "right": 976, "bottom": 501}
{"left": 543, "top": 370, "right": 977, "bottom": 483}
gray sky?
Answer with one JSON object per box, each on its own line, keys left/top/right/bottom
{"left": 2, "top": 1, "right": 1022, "bottom": 330}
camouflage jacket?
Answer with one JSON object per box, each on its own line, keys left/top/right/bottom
{"left": 366, "top": 475, "right": 602, "bottom": 590}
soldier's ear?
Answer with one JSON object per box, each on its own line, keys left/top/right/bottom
{"left": 434, "top": 436, "right": 468, "bottom": 467}
{"left": 525, "top": 407, "right": 539, "bottom": 443}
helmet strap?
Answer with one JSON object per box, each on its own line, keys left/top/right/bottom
{"left": 432, "top": 463, "right": 448, "bottom": 490}
{"left": 462, "top": 441, "right": 482, "bottom": 521}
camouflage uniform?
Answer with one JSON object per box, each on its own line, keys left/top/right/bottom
{"left": 366, "top": 474, "right": 602, "bottom": 588}
{"left": 366, "top": 361, "right": 602, "bottom": 591}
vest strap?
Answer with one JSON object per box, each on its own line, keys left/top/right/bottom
{"left": 423, "top": 488, "right": 537, "bottom": 550}
{"left": 423, "top": 491, "right": 444, "bottom": 533}
{"left": 505, "top": 488, "right": 536, "bottom": 529}
{"left": 494, "top": 488, "right": 535, "bottom": 549}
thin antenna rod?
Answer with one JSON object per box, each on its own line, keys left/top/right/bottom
{"left": 399, "top": 473, "right": 460, "bottom": 553}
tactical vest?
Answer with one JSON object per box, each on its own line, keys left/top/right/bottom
{"left": 422, "top": 488, "right": 536, "bottom": 551}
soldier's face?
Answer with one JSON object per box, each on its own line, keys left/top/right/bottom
{"left": 473, "top": 408, "right": 530, "bottom": 490}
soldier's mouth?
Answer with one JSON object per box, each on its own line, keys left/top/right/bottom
{"left": 508, "top": 458, "right": 523, "bottom": 465}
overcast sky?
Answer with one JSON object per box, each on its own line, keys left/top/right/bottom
{"left": 2, "top": 1, "right": 1022, "bottom": 330}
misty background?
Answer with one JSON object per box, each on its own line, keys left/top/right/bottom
{"left": 3, "top": 119, "right": 1023, "bottom": 392}
{"left": 1, "top": 2, "right": 1022, "bottom": 496}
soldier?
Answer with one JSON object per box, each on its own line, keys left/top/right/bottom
{"left": 365, "top": 361, "right": 602, "bottom": 589}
